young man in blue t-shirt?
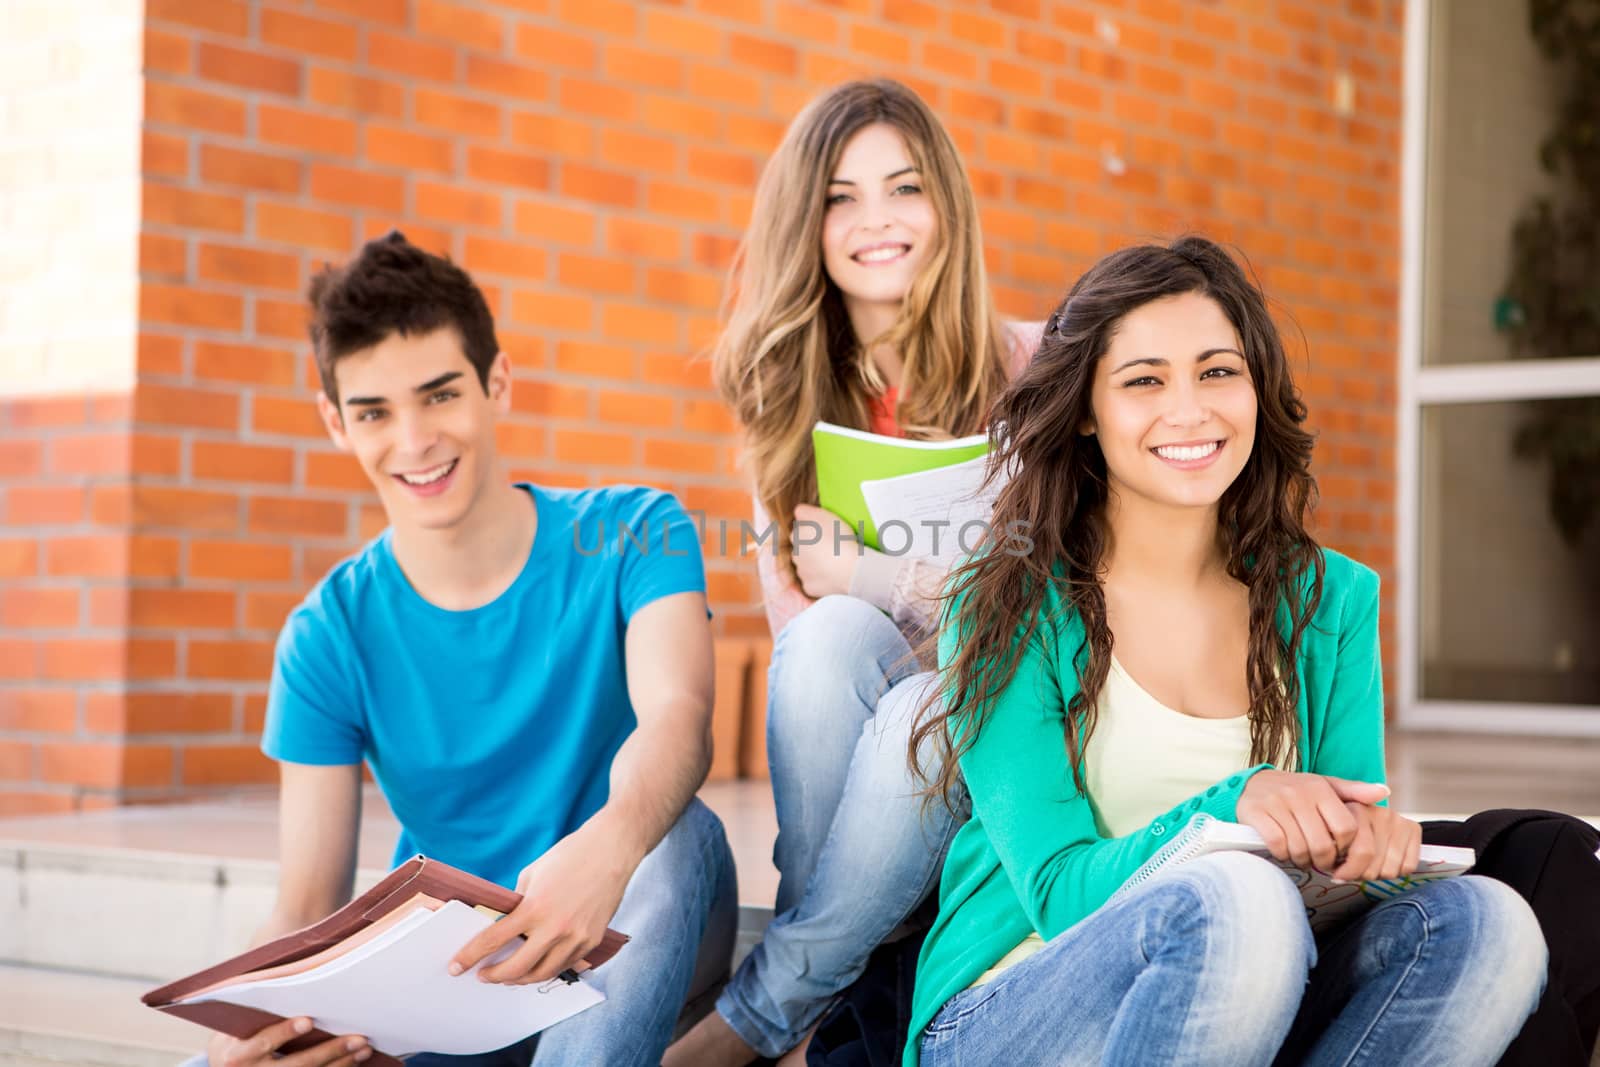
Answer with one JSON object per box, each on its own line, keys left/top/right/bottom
{"left": 205, "top": 232, "right": 737, "bottom": 1067}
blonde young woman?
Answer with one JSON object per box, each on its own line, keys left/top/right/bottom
{"left": 664, "top": 80, "right": 1041, "bottom": 1066}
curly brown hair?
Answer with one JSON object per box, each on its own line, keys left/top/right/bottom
{"left": 910, "top": 236, "right": 1324, "bottom": 809}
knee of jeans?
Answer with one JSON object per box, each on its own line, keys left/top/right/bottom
{"left": 1179, "top": 852, "right": 1314, "bottom": 968}
{"left": 1439, "top": 876, "right": 1548, "bottom": 1006}
{"left": 658, "top": 798, "right": 733, "bottom": 873}
{"left": 769, "top": 596, "right": 907, "bottom": 721}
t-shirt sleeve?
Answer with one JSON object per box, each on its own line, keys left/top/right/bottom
{"left": 616, "top": 488, "right": 708, "bottom": 622}
{"left": 261, "top": 598, "right": 365, "bottom": 766}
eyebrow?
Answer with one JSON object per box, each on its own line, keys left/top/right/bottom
{"left": 1109, "top": 348, "right": 1242, "bottom": 374}
{"left": 343, "top": 370, "right": 464, "bottom": 407}
{"left": 827, "top": 166, "right": 918, "bottom": 187}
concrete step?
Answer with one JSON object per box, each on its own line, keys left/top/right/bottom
{"left": 0, "top": 781, "right": 777, "bottom": 983}
{"left": 0, "top": 964, "right": 194, "bottom": 1066}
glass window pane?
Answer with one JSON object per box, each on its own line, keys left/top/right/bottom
{"left": 1420, "top": 399, "right": 1600, "bottom": 704}
{"left": 1422, "top": 3, "right": 1561, "bottom": 366}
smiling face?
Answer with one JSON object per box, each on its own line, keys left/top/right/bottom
{"left": 317, "top": 327, "right": 509, "bottom": 534}
{"left": 820, "top": 122, "right": 938, "bottom": 334}
{"left": 1086, "top": 291, "right": 1258, "bottom": 513}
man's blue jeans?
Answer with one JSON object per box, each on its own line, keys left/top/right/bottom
{"left": 918, "top": 852, "right": 1548, "bottom": 1067}
{"left": 716, "top": 595, "right": 955, "bottom": 1057}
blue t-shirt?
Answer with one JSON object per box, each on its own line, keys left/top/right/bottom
{"left": 262, "top": 483, "right": 707, "bottom": 888}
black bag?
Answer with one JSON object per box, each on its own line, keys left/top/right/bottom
{"left": 1422, "top": 809, "right": 1600, "bottom": 1067}
{"left": 805, "top": 928, "right": 928, "bottom": 1067}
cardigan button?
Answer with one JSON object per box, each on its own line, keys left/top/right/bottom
{"left": 1152, "top": 823, "right": 1167, "bottom": 836}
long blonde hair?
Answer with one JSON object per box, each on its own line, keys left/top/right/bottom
{"left": 713, "top": 79, "right": 1010, "bottom": 574}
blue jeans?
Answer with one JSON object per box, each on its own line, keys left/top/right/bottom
{"left": 178, "top": 799, "right": 738, "bottom": 1067}
{"left": 717, "top": 595, "right": 959, "bottom": 1057}
{"left": 918, "top": 852, "right": 1548, "bottom": 1067}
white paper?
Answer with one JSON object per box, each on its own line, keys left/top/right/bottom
{"left": 183, "top": 900, "right": 605, "bottom": 1056}
{"left": 859, "top": 455, "right": 1002, "bottom": 560}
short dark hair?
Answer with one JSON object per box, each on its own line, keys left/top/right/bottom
{"left": 306, "top": 231, "right": 499, "bottom": 402}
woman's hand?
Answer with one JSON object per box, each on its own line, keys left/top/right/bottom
{"left": 792, "top": 504, "right": 862, "bottom": 598}
{"left": 1330, "top": 802, "right": 1422, "bottom": 883}
{"left": 1236, "top": 769, "right": 1390, "bottom": 871}
{"left": 207, "top": 1018, "right": 369, "bottom": 1067}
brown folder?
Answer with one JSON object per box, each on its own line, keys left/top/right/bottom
{"left": 143, "top": 855, "right": 629, "bottom": 1066}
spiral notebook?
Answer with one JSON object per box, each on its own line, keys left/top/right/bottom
{"left": 1112, "top": 813, "right": 1476, "bottom": 932}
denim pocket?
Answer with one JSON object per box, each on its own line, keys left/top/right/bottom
{"left": 923, "top": 981, "right": 1004, "bottom": 1036}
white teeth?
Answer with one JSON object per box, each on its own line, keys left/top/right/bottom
{"left": 855, "top": 245, "right": 907, "bottom": 263}
{"left": 1154, "top": 442, "right": 1221, "bottom": 462}
{"left": 398, "top": 461, "right": 455, "bottom": 485}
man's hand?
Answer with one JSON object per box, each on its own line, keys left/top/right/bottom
{"left": 1330, "top": 801, "right": 1422, "bottom": 883}
{"left": 449, "top": 825, "right": 632, "bottom": 985}
{"left": 1236, "top": 769, "right": 1391, "bottom": 871}
{"left": 792, "top": 503, "right": 861, "bottom": 599}
{"left": 207, "top": 1017, "right": 369, "bottom": 1067}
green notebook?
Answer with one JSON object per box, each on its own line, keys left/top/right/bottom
{"left": 811, "top": 421, "right": 990, "bottom": 550}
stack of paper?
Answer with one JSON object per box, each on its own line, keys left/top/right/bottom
{"left": 144, "top": 856, "right": 626, "bottom": 1065}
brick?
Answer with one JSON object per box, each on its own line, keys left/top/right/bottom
{"left": 509, "top": 112, "right": 594, "bottom": 157}
{"left": 606, "top": 219, "right": 681, "bottom": 261}
{"left": 458, "top": 56, "right": 546, "bottom": 105}
{"left": 192, "top": 441, "right": 296, "bottom": 485}
{"left": 558, "top": 254, "right": 634, "bottom": 296}
{"left": 181, "top": 744, "right": 278, "bottom": 786}
{"left": 257, "top": 299, "right": 312, "bottom": 341}
{"left": 849, "top": 25, "right": 910, "bottom": 65}
{"left": 0, "top": 440, "right": 43, "bottom": 479}
{"left": 188, "top": 639, "right": 275, "bottom": 680}
{"left": 0, "top": 585, "right": 77, "bottom": 630}
{"left": 603, "top": 45, "right": 684, "bottom": 91}
{"left": 139, "top": 284, "right": 243, "bottom": 331}
{"left": 597, "top": 389, "right": 674, "bottom": 429}
{"left": 415, "top": 88, "right": 502, "bottom": 139}
{"left": 129, "top": 588, "right": 235, "bottom": 629}
{"left": 147, "top": 0, "right": 248, "bottom": 37}
{"left": 135, "top": 384, "right": 240, "bottom": 431}
{"left": 645, "top": 268, "right": 720, "bottom": 310}
{"left": 37, "top": 639, "right": 122, "bottom": 681}
{"left": 556, "top": 78, "right": 635, "bottom": 122}
{"left": 555, "top": 341, "right": 635, "bottom": 380}
{"left": 193, "top": 341, "right": 299, "bottom": 387}
{"left": 262, "top": 9, "right": 359, "bottom": 61}
{"left": 141, "top": 130, "right": 188, "bottom": 178}
{"left": 308, "top": 67, "right": 406, "bottom": 118}
{"left": 248, "top": 496, "right": 348, "bottom": 537}
{"left": 48, "top": 432, "right": 127, "bottom": 476}
{"left": 359, "top": 125, "right": 451, "bottom": 175}
{"left": 84, "top": 691, "right": 233, "bottom": 735}
{"left": 508, "top": 291, "right": 592, "bottom": 332}
{"left": 417, "top": 0, "right": 504, "bottom": 50}
{"left": 145, "top": 82, "right": 247, "bottom": 136}
{"left": 496, "top": 421, "right": 544, "bottom": 459}
{"left": 463, "top": 236, "right": 547, "bottom": 280}
{"left": 559, "top": 164, "right": 636, "bottom": 208}
{"left": 256, "top": 202, "right": 353, "bottom": 253}
{"left": 144, "top": 28, "right": 192, "bottom": 75}
{"left": 554, "top": 430, "right": 633, "bottom": 466}
{"left": 0, "top": 689, "right": 76, "bottom": 732}
{"left": 557, "top": 0, "right": 637, "bottom": 34}
{"left": 253, "top": 395, "right": 327, "bottom": 438}
{"left": 601, "top": 302, "right": 675, "bottom": 343}
{"left": 688, "top": 147, "right": 756, "bottom": 187}
{"left": 512, "top": 200, "right": 596, "bottom": 245}
{"left": 258, "top": 104, "right": 359, "bottom": 158}
{"left": 245, "top": 591, "right": 305, "bottom": 631}
{"left": 310, "top": 164, "right": 405, "bottom": 213}
{"left": 466, "top": 146, "right": 550, "bottom": 190}
{"left": 197, "top": 242, "right": 300, "bottom": 291}
{"left": 0, "top": 541, "right": 40, "bottom": 578}
{"left": 5, "top": 486, "right": 85, "bottom": 525}
{"left": 142, "top": 184, "right": 245, "bottom": 233}
{"left": 416, "top": 182, "right": 502, "bottom": 227}
{"left": 196, "top": 42, "right": 301, "bottom": 95}
{"left": 304, "top": 451, "right": 372, "bottom": 491}
{"left": 140, "top": 233, "right": 187, "bottom": 279}
{"left": 513, "top": 24, "right": 599, "bottom": 70}
{"left": 643, "top": 439, "right": 718, "bottom": 474}
{"left": 188, "top": 539, "right": 294, "bottom": 582}
{"left": 511, "top": 380, "right": 589, "bottom": 419}
{"left": 599, "top": 129, "right": 677, "bottom": 173}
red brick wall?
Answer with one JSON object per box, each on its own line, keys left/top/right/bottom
{"left": 0, "top": 0, "right": 1405, "bottom": 809}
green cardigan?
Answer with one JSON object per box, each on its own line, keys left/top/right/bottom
{"left": 905, "top": 548, "right": 1386, "bottom": 1066}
